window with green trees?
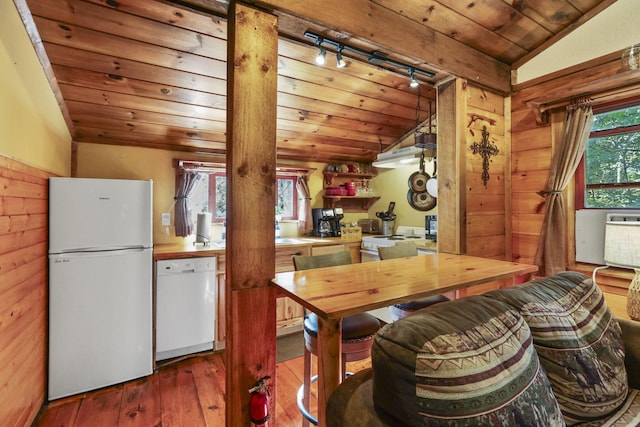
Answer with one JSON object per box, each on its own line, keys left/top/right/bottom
{"left": 581, "top": 103, "right": 640, "bottom": 208}
{"left": 208, "top": 173, "right": 297, "bottom": 221}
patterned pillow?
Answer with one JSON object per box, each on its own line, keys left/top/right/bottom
{"left": 486, "top": 272, "right": 628, "bottom": 425}
{"left": 372, "top": 296, "right": 564, "bottom": 426}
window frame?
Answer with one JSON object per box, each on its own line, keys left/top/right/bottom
{"left": 575, "top": 97, "right": 640, "bottom": 210}
{"left": 207, "top": 172, "right": 299, "bottom": 223}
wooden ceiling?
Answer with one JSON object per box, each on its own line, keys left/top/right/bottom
{"left": 17, "top": 0, "right": 615, "bottom": 164}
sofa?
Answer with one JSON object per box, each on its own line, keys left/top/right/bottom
{"left": 327, "top": 272, "right": 640, "bottom": 426}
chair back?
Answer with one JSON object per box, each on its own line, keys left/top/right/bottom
{"left": 293, "top": 250, "right": 352, "bottom": 271}
{"left": 378, "top": 242, "right": 418, "bottom": 260}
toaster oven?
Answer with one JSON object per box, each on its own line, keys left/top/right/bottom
{"left": 357, "top": 218, "right": 380, "bottom": 234}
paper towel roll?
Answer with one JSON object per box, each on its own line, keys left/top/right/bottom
{"left": 196, "top": 212, "right": 212, "bottom": 244}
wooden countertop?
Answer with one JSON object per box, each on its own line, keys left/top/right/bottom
{"left": 153, "top": 237, "right": 353, "bottom": 260}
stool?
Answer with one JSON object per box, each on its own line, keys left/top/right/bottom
{"left": 293, "top": 251, "right": 382, "bottom": 426}
{"left": 378, "top": 243, "right": 450, "bottom": 321}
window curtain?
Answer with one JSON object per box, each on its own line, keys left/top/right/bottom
{"left": 534, "top": 101, "right": 594, "bottom": 276}
{"left": 174, "top": 170, "right": 199, "bottom": 237}
{"left": 296, "top": 176, "right": 313, "bottom": 235}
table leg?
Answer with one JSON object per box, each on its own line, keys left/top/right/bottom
{"left": 315, "top": 317, "right": 341, "bottom": 427}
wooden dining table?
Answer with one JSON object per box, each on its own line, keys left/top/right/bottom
{"left": 271, "top": 252, "right": 538, "bottom": 426}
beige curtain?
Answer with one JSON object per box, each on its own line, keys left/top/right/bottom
{"left": 535, "top": 101, "right": 594, "bottom": 276}
{"left": 296, "top": 176, "right": 313, "bottom": 235}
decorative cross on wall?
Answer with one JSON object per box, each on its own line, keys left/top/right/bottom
{"left": 470, "top": 126, "right": 499, "bottom": 188}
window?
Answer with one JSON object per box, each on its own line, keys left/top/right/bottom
{"left": 207, "top": 173, "right": 298, "bottom": 222}
{"left": 578, "top": 101, "right": 640, "bottom": 209}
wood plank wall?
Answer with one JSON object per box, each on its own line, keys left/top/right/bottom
{"left": 465, "top": 85, "right": 507, "bottom": 259}
{"left": 511, "top": 50, "right": 640, "bottom": 294}
{"left": 0, "top": 155, "right": 51, "bottom": 426}
{"left": 457, "top": 83, "right": 510, "bottom": 296}
{"left": 511, "top": 94, "right": 552, "bottom": 266}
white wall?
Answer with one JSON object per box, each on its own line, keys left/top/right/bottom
{"left": 516, "top": 0, "right": 640, "bottom": 84}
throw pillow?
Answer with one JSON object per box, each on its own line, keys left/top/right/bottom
{"left": 372, "top": 296, "right": 564, "bottom": 426}
{"left": 486, "top": 272, "right": 628, "bottom": 425}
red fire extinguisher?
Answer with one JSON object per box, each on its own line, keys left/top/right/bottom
{"left": 249, "top": 375, "right": 271, "bottom": 426}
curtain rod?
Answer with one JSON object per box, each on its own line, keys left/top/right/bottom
{"left": 174, "top": 159, "right": 316, "bottom": 175}
{"left": 525, "top": 83, "right": 640, "bottom": 124}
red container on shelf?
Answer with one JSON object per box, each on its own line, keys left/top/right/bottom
{"left": 346, "top": 182, "right": 356, "bottom": 196}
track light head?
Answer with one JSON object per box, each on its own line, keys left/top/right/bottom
{"left": 316, "top": 47, "right": 326, "bottom": 65}
{"left": 409, "top": 69, "right": 419, "bottom": 88}
{"left": 336, "top": 48, "right": 346, "bottom": 68}
{"left": 314, "top": 38, "right": 326, "bottom": 65}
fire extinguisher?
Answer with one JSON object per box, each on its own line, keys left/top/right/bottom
{"left": 249, "top": 375, "right": 271, "bottom": 426}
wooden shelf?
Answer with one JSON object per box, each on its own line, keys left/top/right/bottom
{"left": 323, "top": 195, "right": 380, "bottom": 210}
{"left": 323, "top": 172, "right": 375, "bottom": 186}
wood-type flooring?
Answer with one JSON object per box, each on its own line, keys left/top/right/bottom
{"left": 34, "top": 351, "right": 371, "bottom": 426}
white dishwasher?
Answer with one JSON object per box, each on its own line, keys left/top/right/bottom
{"left": 156, "top": 257, "right": 216, "bottom": 361}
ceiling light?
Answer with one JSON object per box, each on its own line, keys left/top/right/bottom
{"left": 315, "top": 38, "right": 326, "bottom": 65}
{"left": 372, "top": 146, "right": 423, "bottom": 168}
{"left": 409, "top": 69, "right": 419, "bottom": 88}
{"left": 315, "top": 47, "right": 326, "bottom": 65}
{"left": 336, "top": 47, "right": 346, "bottom": 68}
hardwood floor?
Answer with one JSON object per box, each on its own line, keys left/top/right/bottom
{"left": 33, "top": 289, "right": 627, "bottom": 426}
{"left": 34, "top": 352, "right": 371, "bottom": 426}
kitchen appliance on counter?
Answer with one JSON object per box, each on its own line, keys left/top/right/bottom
{"left": 376, "top": 201, "right": 397, "bottom": 236}
{"left": 357, "top": 218, "right": 380, "bottom": 234}
{"left": 156, "top": 257, "right": 216, "bottom": 361}
{"left": 48, "top": 177, "right": 153, "bottom": 400}
{"left": 312, "top": 208, "right": 343, "bottom": 237}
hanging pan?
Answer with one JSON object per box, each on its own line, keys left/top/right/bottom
{"left": 408, "top": 152, "right": 430, "bottom": 192}
{"left": 426, "top": 158, "right": 438, "bottom": 198}
{"left": 407, "top": 189, "right": 436, "bottom": 211}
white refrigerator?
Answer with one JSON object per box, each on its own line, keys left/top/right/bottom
{"left": 48, "top": 177, "right": 153, "bottom": 400}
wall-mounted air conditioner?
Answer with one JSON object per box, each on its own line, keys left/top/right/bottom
{"left": 604, "top": 213, "right": 640, "bottom": 269}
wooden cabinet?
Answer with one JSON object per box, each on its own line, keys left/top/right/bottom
{"left": 322, "top": 172, "right": 380, "bottom": 211}
{"left": 215, "top": 255, "right": 226, "bottom": 346}
{"left": 346, "top": 242, "right": 362, "bottom": 264}
{"left": 275, "top": 245, "right": 311, "bottom": 330}
{"left": 311, "top": 244, "right": 345, "bottom": 256}
{"left": 175, "top": 240, "right": 360, "bottom": 345}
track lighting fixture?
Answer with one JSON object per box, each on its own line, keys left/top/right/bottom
{"left": 409, "top": 69, "right": 419, "bottom": 88}
{"left": 336, "top": 47, "right": 346, "bottom": 68}
{"left": 314, "top": 38, "right": 327, "bottom": 65}
{"left": 315, "top": 47, "right": 326, "bottom": 65}
{"left": 304, "top": 31, "right": 435, "bottom": 87}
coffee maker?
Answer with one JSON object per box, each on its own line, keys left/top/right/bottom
{"left": 312, "top": 208, "right": 343, "bottom": 237}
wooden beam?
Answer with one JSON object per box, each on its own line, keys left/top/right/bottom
{"left": 437, "top": 77, "right": 467, "bottom": 255}
{"left": 226, "top": 3, "right": 278, "bottom": 426}
{"left": 252, "top": 0, "right": 511, "bottom": 94}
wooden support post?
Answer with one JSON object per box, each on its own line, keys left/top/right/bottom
{"left": 226, "top": 3, "right": 278, "bottom": 426}
{"left": 437, "top": 78, "right": 467, "bottom": 255}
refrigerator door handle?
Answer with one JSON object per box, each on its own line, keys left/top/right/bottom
{"left": 51, "top": 246, "right": 150, "bottom": 257}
